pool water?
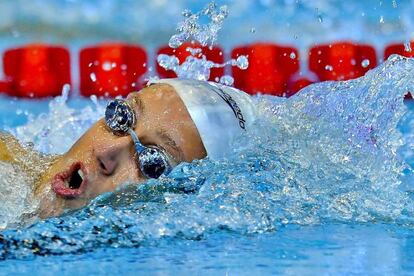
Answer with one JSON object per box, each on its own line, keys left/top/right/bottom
{"left": 2, "top": 224, "right": 414, "bottom": 275}
{"left": 1, "top": 1, "right": 414, "bottom": 275}
{"left": 0, "top": 55, "right": 413, "bottom": 274}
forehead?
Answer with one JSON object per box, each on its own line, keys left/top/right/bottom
{"left": 139, "top": 83, "right": 183, "bottom": 107}
{"left": 127, "top": 83, "right": 206, "bottom": 161}
{"left": 130, "top": 84, "right": 188, "bottom": 122}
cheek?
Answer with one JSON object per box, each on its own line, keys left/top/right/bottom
{"left": 107, "top": 158, "right": 142, "bottom": 191}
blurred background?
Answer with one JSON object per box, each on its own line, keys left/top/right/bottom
{"left": 0, "top": 0, "right": 411, "bottom": 46}
{"left": 0, "top": 0, "right": 411, "bottom": 49}
{"left": 0, "top": 0, "right": 412, "bottom": 99}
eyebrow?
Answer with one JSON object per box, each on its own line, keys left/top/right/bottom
{"left": 156, "top": 129, "right": 185, "bottom": 162}
{"left": 127, "top": 94, "right": 184, "bottom": 162}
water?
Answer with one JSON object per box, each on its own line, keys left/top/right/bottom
{"left": 0, "top": 55, "right": 412, "bottom": 273}
{"left": 1, "top": 1, "right": 414, "bottom": 274}
{"left": 1, "top": 224, "right": 413, "bottom": 275}
{"left": 156, "top": 3, "right": 248, "bottom": 84}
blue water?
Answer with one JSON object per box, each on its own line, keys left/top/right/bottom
{"left": 1, "top": 224, "right": 413, "bottom": 275}
{"left": 1, "top": 0, "right": 414, "bottom": 274}
{"left": 0, "top": 56, "right": 413, "bottom": 274}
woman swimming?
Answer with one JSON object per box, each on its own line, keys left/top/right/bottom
{"left": 0, "top": 79, "right": 257, "bottom": 222}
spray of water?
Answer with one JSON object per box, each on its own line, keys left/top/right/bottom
{"left": 168, "top": 2, "right": 228, "bottom": 48}
{"left": 157, "top": 2, "right": 249, "bottom": 85}
{"left": 9, "top": 85, "right": 105, "bottom": 154}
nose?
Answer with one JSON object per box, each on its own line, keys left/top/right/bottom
{"left": 94, "top": 135, "right": 133, "bottom": 176}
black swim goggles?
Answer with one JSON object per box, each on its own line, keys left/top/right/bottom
{"left": 104, "top": 99, "right": 173, "bottom": 179}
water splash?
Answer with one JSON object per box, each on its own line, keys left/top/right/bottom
{"left": 0, "top": 162, "right": 37, "bottom": 230}
{"left": 8, "top": 85, "right": 105, "bottom": 154}
{"left": 157, "top": 2, "right": 248, "bottom": 83}
{"left": 404, "top": 42, "right": 412, "bottom": 53}
{"left": 1, "top": 56, "right": 414, "bottom": 259}
{"left": 157, "top": 52, "right": 215, "bottom": 81}
{"left": 168, "top": 2, "right": 228, "bottom": 48}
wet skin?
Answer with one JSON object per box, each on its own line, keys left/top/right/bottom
{"left": 35, "top": 83, "right": 207, "bottom": 218}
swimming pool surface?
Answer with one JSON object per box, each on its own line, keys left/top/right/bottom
{"left": 1, "top": 224, "right": 413, "bottom": 275}
{"left": 1, "top": 1, "right": 414, "bottom": 275}
{"left": 0, "top": 61, "right": 413, "bottom": 274}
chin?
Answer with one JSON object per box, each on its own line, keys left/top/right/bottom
{"left": 36, "top": 159, "right": 93, "bottom": 216}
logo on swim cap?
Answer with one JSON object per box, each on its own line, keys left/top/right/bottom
{"left": 211, "top": 85, "right": 246, "bottom": 130}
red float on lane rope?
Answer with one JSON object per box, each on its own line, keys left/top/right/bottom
{"left": 3, "top": 44, "right": 71, "bottom": 98}
{"left": 309, "top": 41, "right": 377, "bottom": 82}
{"left": 80, "top": 43, "right": 147, "bottom": 97}
{"left": 384, "top": 42, "right": 414, "bottom": 60}
{"left": 231, "top": 43, "right": 300, "bottom": 96}
{"left": 156, "top": 42, "right": 224, "bottom": 81}
{"left": 0, "top": 81, "right": 11, "bottom": 95}
{"left": 287, "top": 77, "right": 314, "bottom": 97}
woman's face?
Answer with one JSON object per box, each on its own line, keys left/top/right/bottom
{"left": 37, "top": 83, "right": 207, "bottom": 217}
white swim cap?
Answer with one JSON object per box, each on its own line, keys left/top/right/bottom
{"left": 150, "top": 78, "right": 257, "bottom": 159}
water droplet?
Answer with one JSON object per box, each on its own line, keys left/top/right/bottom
{"left": 187, "top": 47, "right": 202, "bottom": 56}
{"left": 250, "top": 27, "right": 256, "bottom": 33}
{"left": 157, "top": 54, "right": 179, "bottom": 70}
{"left": 182, "top": 9, "right": 192, "bottom": 17}
{"left": 325, "top": 65, "right": 333, "bottom": 71}
{"left": 90, "top": 95, "right": 98, "bottom": 105}
{"left": 219, "top": 75, "right": 234, "bottom": 86}
{"left": 379, "top": 16, "right": 384, "bottom": 23}
{"left": 404, "top": 42, "right": 412, "bottom": 52}
{"left": 392, "top": 0, "right": 398, "bottom": 8}
{"left": 168, "top": 33, "right": 188, "bottom": 49}
{"left": 290, "top": 52, "right": 296, "bottom": 59}
{"left": 62, "top": 84, "right": 71, "bottom": 98}
{"left": 90, "top": 73, "right": 97, "bottom": 82}
{"left": 361, "top": 59, "right": 370, "bottom": 68}
{"left": 236, "top": 55, "right": 249, "bottom": 70}
{"left": 102, "top": 62, "right": 112, "bottom": 71}
{"left": 318, "top": 15, "right": 323, "bottom": 23}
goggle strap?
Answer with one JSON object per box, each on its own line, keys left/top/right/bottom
{"left": 127, "top": 128, "right": 146, "bottom": 153}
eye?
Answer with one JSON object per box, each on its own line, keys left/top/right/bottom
{"left": 138, "top": 147, "right": 171, "bottom": 179}
{"left": 105, "top": 99, "right": 135, "bottom": 135}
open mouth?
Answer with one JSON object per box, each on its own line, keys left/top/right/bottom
{"left": 52, "top": 162, "right": 88, "bottom": 199}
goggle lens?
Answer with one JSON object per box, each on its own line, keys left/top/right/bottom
{"left": 105, "top": 99, "right": 135, "bottom": 135}
{"left": 105, "top": 99, "right": 171, "bottom": 179}
{"left": 138, "top": 147, "right": 170, "bottom": 179}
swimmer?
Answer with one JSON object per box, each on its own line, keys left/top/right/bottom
{"left": 0, "top": 79, "right": 257, "bottom": 220}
